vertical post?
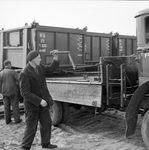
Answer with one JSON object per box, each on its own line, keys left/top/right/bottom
{"left": 132, "top": 39, "right": 134, "bottom": 54}
{"left": 22, "top": 28, "right": 28, "bottom": 68}
{"left": 54, "top": 32, "right": 57, "bottom": 49}
{"left": 68, "top": 33, "right": 71, "bottom": 65}
{"left": 109, "top": 64, "right": 112, "bottom": 98}
{"left": 125, "top": 39, "right": 127, "bottom": 56}
{"left": 106, "top": 64, "right": 110, "bottom": 105}
{"left": 91, "top": 36, "right": 93, "bottom": 61}
{"left": 31, "top": 28, "right": 36, "bottom": 50}
{"left": 82, "top": 34, "right": 85, "bottom": 64}
{"left": 123, "top": 65, "right": 126, "bottom": 101}
{"left": 68, "top": 33, "right": 71, "bottom": 53}
{"left": 99, "top": 57, "right": 103, "bottom": 83}
{"left": 99, "top": 37, "right": 101, "bottom": 57}
{"left": 120, "top": 64, "right": 124, "bottom": 107}
{"left": 0, "top": 32, "right": 3, "bottom": 70}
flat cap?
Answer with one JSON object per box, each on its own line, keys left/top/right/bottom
{"left": 4, "top": 60, "right": 11, "bottom": 66}
{"left": 27, "top": 51, "right": 39, "bottom": 62}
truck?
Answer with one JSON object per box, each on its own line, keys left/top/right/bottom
{"left": 125, "top": 8, "right": 149, "bottom": 149}
{"left": 0, "top": 8, "right": 148, "bottom": 149}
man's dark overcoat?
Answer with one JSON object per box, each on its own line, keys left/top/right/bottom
{"left": 19, "top": 60, "right": 59, "bottom": 112}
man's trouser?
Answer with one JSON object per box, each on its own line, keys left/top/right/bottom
{"left": 21, "top": 109, "right": 52, "bottom": 150}
{"left": 3, "top": 94, "right": 20, "bottom": 124}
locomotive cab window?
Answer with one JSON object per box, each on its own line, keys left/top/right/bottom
{"left": 145, "top": 16, "right": 149, "bottom": 44}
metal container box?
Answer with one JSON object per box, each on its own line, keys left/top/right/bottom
{"left": 112, "top": 33, "right": 137, "bottom": 56}
{"left": 0, "top": 22, "right": 137, "bottom": 70}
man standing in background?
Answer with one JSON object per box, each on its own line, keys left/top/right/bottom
{"left": 0, "top": 60, "right": 21, "bottom": 124}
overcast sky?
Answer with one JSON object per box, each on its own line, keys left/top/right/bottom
{"left": 0, "top": 0, "right": 149, "bottom": 36}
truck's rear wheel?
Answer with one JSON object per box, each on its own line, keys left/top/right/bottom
{"left": 61, "top": 102, "right": 70, "bottom": 123}
{"left": 141, "top": 109, "right": 149, "bottom": 149}
{"left": 49, "top": 101, "right": 62, "bottom": 126}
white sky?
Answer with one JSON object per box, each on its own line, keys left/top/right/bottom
{"left": 0, "top": 0, "right": 149, "bottom": 36}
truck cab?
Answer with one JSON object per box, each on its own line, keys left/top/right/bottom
{"left": 135, "top": 8, "right": 149, "bottom": 86}
{"left": 125, "top": 8, "right": 149, "bottom": 149}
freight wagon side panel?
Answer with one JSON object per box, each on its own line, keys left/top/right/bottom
{"left": 37, "top": 31, "right": 84, "bottom": 66}
{"left": 118, "top": 36, "right": 137, "bottom": 56}
{"left": 85, "top": 32, "right": 112, "bottom": 62}
{"left": 112, "top": 34, "right": 137, "bottom": 56}
{"left": 35, "top": 25, "right": 86, "bottom": 68}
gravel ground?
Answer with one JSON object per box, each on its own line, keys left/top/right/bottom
{"left": 0, "top": 107, "right": 147, "bottom": 150}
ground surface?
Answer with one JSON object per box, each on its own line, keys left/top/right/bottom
{"left": 0, "top": 107, "right": 147, "bottom": 150}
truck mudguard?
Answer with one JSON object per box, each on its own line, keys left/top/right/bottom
{"left": 125, "top": 80, "right": 149, "bottom": 137}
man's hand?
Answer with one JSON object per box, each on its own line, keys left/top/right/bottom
{"left": 50, "top": 50, "right": 58, "bottom": 60}
{"left": 40, "top": 99, "right": 47, "bottom": 107}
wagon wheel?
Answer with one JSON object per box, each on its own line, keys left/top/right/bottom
{"left": 84, "top": 104, "right": 107, "bottom": 114}
{"left": 141, "top": 109, "right": 149, "bottom": 149}
{"left": 61, "top": 102, "right": 70, "bottom": 123}
{"left": 49, "top": 101, "right": 62, "bottom": 126}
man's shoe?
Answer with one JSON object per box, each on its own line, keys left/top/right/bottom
{"left": 6, "top": 120, "right": 12, "bottom": 124}
{"left": 42, "top": 144, "right": 57, "bottom": 149}
{"left": 15, "top": 119, "right": 22, "bottom": 124}
{"left": 19, "top": 146, "right": 30, "bottom": 150}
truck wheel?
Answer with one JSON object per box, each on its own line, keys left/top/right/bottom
{"left": 49, "top": 101, "right": 62, "bottom": 126}
{"left": 61, "top": 103, "right": 70, "bottom": 123}
{"left": 125, "top": 81, "right": 149, "bottom": 137}
{"left": 141, "top": 109, "right": 149, "bottom": 149}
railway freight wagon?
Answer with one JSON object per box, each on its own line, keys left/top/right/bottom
{"left": 0, "top": 22, "right": 137, "bottom": 70}
{"left": 0, "top": 22, "right": 112, "bottom": 70}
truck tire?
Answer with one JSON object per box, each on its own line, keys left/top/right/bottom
{"left": 125, "top": 81, "right": 149, "bottom": 137}
{"left": 141, "top": 109, "right": 149, "bottom": 149}
{"left": 49, "top": 101, "right": 62, "bottom": 126}
{"left": 61, "top": 103, "right": 70, "bottom": 123}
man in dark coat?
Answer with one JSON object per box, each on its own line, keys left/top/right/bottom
{"left": 0, "top": 60, "right": 21, "bottom": 124}
{"left": 19, "top": 50, "right": 59, "bottom": 150}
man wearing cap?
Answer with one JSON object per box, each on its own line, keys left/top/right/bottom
{"left": 0, "top": 60, "right": 21, "bottom": 124}
{"left": 19, "top": 50, "right": 59, "bottom": 150}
